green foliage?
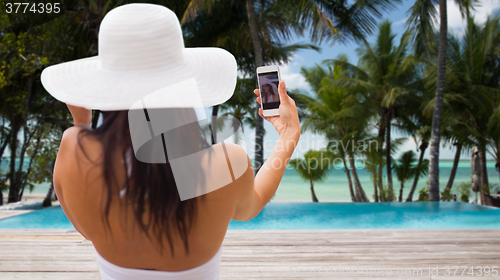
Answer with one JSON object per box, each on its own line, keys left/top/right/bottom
{"left": 288, "top": 150, "right": 331, "bottom": 183}
{"left": 394, "top": 150, "right": 430, "bottom": 201}
{"left": 416, "top": 182, "right": 430, "bottom": 202}
{"left": 379, "top": 187, "right": 396, "bottom": 202}
{"left": 295, "top": 57, "right": 374, "bottom": 202}
{"left": 27, "top": 125, "right": 61, "bottom": 185}
{"left": 0, "top": 0, "right": 81, "bottom": 202}
{"left": 182, "top": 0, "right": 319, "bottom": 75}
{"left": 321, "top": 21, "right": 424, "bottom": 202}
{"left": 489, "top": 183, "right": 500, "bottom": 194}
{"left": 394, "top": 151, "right": 418, "bottom": 185}
{"left": 219, "top": 78, "right": 259, "bottom": 134}
{"left": 440, "top": 190, "right": 454, "bottom": 202}
{"left": 288, "top": 150, "right": 333, "bottom": 202}
{"left": 457, "top": 182, "right": 472, "bottom": 202}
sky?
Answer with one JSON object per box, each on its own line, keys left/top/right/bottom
{"left": 237, "top": 0, "right": 500, "bottom": 161}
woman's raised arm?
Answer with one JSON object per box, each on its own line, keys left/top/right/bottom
{"left": 233, "top": 81, "right": 300, "bottom": 221}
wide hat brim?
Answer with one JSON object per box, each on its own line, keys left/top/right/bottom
{"left": 41, "top": 47, "right": 237, "bottom": 110}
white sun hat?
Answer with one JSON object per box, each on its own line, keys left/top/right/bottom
{"left": 259, "top": 76, "right": 278, "bottom": 93}
{"left": 41, "top": 3, "right": 237, "bottom": 110}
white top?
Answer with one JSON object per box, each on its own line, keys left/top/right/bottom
{"left": 95, "top": 246, "right": 222, "bottom": 280}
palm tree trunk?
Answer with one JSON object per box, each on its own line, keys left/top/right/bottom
{"left": 378, "top": 115, "right": 385, "bottom": 202}
{"left": 245, "top": 0, "right": 264, "bottom": 175}
{"left": 348, "top": 153, "right": 369, "bottom": 202}
{"left": 428, "top": 0, "right": 448, "bottom": 202}
{"left": 377, "top": 163, "right": 384, "bottom": 202}
{"left": 444, "top": 142, "right": 462, "bottom": 193}
{"left": 211, "top": 105, "right": 219, "bottom": 145}
{"left": 43, "top": 182, "right": 55, "bottom": 207}
{"left": 479, "top": 147, "right": 489, "bottom": 199}
{"left": 343, "top": 159, "right": 357, "bottom": 202}
{"left": 310, "top": 179, "right": 319, "bottom": 202}
{"left": 232, "top": 118, "right": 241, "bottom": 145}
{"left": 7, "top": 123, "right": 20, "bottom": 203}
{"left": 399, "top": 182, "right": 404, "bottom": 202}
{"left": 0, "top": 130, "right": 12, "bottom": 166}
{"left": 373, "top": 179, "right": 379, "bottom": 202}
{"left": 43, "top": 159, "right": 57, "bottom": 207}
{"left": 406, "top": 139, "right": 428, "bottom": 202}
{"left": 91, "top": 110, "right": 100, "bottom": 129}
{"left": 14, "top": 129, "right": 29, "bottom": 201}
{"left": 385, "top": 113, "right": 393, "bottom": 201}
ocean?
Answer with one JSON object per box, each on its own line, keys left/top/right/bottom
{"left": 275, "top": 160, "right": 499, "bottom": 201}
{"left": 1, "top": 159, "right": 498, "bottom": 202}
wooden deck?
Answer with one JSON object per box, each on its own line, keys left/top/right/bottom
{"left": 0, "top": 229, "right": 499, "bottom": 279}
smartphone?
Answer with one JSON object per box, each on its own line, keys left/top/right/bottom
{"left": 256, "top": 66, "right": 281, "bottom": 117}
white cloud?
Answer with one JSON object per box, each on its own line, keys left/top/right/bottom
{"left": 436, "top": 0, "right": 500, "bottom": 36}
{"left": 277, "top": 61, "right": 308, "bottom": 91}
{"left": 395, "top": 17, "right": 408, "bottom": 26}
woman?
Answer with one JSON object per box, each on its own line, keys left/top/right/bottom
{"left": 42, "top": 3, "right": 300, "bottom": 279}
{"left": 263, "top": 83, "right": 279, "bottom": 103}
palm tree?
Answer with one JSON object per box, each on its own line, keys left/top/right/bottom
{"left": 422, "top": 16, "right": 500, "bottom": 202}
{"left": 456, "top": 16, "right": 500, "bottom": 199}
{"left": 427, "top": 0, "right": 448, "bottom": 202}
{"left": 326, "top": 21, "right": 420, "bottom": 201}
{"left": 439, "top": 115, "right": 475, "bottom": 197}
{"left": 406, "top": 0, "right": 479, "bottom": 201}
{"left": 289, "top": 150, "right": 332, "bottom": 202}
{"left": 364, "top": 136, "right": 407, "bottom": 202}
{"left": 215, "top": 78, "right": 256, "bottom": 145}
{"left": 394, "top": 150, "right": 429, "bottom": 202}
{"left": 297, "top": 61, "right": 372, "bottom": 202}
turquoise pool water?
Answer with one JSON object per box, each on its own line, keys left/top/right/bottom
{"left": 0, "top": 202, "right": 499, "bottom": 229}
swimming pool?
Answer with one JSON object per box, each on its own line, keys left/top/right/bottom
{"left": 0, "top": 202, "right": 499, "bottom": 229}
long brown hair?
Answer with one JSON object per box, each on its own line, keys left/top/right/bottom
{"left": 76, "top": 108, "right": 210, "bottom": 257}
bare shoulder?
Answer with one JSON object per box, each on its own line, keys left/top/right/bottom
{"left": 54, "top": 126, "right": 103, "bottom": 191}
{"left": 58, "top": 126, "right": 102, "bottom": 165}
{"left": 222, "top": 143, "right": 251, "bottom": 172}
{"left": 200, "top": 142, "right": 254, "bottom": 199}
{"left": 217, "top": 142, "right": 253, "bottom": 183}
{"left": 59, "top": 126, "right": 82, "bottom": 151}
{"left": 57, "top": 126, "right": 84, "bottom": 170}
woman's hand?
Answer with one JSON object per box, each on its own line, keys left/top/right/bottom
{"left": 66, "top": 104, "right": 92, "bottom": 126}
{"left": 254, "top": 81, "right": 300, "bottom": 138}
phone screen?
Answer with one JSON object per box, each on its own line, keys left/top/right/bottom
{"left": 258, "top": 72, "right": 280, "bottom": 110}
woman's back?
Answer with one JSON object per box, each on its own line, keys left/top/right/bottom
{"left": 53, "top": 125, "right": 253, "bottom": 272}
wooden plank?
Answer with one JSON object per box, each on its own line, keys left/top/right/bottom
{"left": 0, "top": 272, "right": 100, "bottom": 280}
{"left": 0, "top": 229, "right": 499, "bottom": 279}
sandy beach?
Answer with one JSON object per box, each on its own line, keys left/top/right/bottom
{"left": 1, "top": 193, "right": 60, "bottom": 206}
